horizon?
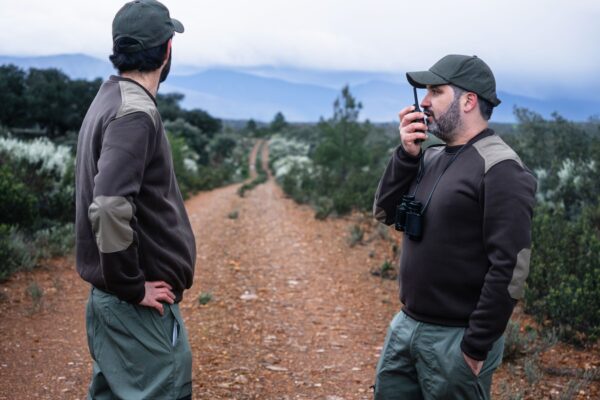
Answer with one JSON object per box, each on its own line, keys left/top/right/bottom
{"left": 2, "top": 52, "right": 599, "bottom": 123}
{"left": 1, "top": 0, "right": 599, "bottom": 102}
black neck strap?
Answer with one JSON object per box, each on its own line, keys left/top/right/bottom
{"left": 412, "top": 136, "right": 479, "bottom": 214}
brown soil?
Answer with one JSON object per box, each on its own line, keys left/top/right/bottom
{"left": 0, "top": 141, "right": 598, "bottom": 399}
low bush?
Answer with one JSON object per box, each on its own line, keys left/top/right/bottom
{"left": 0, "top": 137, "right": 74, "bottom": 230}
{"left": 525, "top": 204, "right": 600, "bottom": 343}
{"left": 32, "top": 223, "right": 75, "bottom": 259}
{"left": 228, "top": 210, "right": 239, "bottom": 219}
{"left": 347, "top": 224, "right": 364, "bottom": 247}
{"left": 0, "top": 223, "right": 75, "bottom": 280}
{"left": 370, "top": 260, "right": 397, "bottom": 280}
{"left": 502, "top": 321, "right": 538, "bottom": 361}
{"left": 198, "top": 292, "right": 213, "bottom": 305}
{"left": 0, "top": 165, "right": 38, "bottom": 226}
{"left": 0, "top": 225, "right": 37, "bottom": 279}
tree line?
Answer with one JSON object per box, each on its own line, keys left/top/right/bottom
{"left": 0, "top": 64, "right": 222, "bottom": 140}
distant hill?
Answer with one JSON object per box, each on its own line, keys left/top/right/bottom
{"left": 1, "top": 54, "right": 598, "bottom": 123}
{"left": 0, "top": 54, "right": 113, "bottom": 80}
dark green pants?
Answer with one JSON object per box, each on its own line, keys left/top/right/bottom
{"left": 86, "top": 288, "right": 192, "bottom": 400}
{"left": 374, "top": 311, "right": 504, "bottom": 400}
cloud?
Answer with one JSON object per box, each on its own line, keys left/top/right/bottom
{"left": 0, "top": 0, "right": 599, "bottom": 94}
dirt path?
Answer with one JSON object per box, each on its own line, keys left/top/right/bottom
{"left": 0, "top": 141, "right": 598, "bottom": 399}
{"left": 0, "top": 140, "right": 397, "bottom": 399}
{"left": 179, "top": 141, "right": 396, "bottom": 399}
{"left": 248, "top": 140, "right": 264, "bottom": 180}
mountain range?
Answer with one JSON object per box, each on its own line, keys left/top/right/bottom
{"left": 1, "top": 54, "right": 597, "bottom": 123}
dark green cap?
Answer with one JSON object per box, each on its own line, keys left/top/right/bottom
{"left": 406, "top": 54, "right": 501, "bottom": 106}
{"left": 112, "top": 0, "right": 184, "bottom": 53}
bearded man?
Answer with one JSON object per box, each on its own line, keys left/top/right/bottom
{"left": 372, "top": 54, "right": 537, "bottom": 399}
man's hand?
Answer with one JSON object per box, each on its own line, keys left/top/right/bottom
{"left": 139, "top": 281, "right": 175, "bottom": 315}
{"left": 398, "top": 105, "right": 428, "bottom": 157}
{"left": 463, "top": 352, "right": 484, "bottom": 376}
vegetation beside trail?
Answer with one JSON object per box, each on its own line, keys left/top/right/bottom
{"left": 1, "top": 64, "right": 599, "bottom": 350}
{"left": 237, "top": 140, "right": 268, "bottom": 198}
{"left": 263, "top": 90, "right": 600, "bottom": 397}
{"left": 266, "top": 86, "right": 600, "bottom": 347}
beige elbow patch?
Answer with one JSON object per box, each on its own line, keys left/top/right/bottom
{"left": 508, "top": 248, "right": 531, "bottom": 300}
{"left": 88, "top": 196, "right": 134, "bottom": 253}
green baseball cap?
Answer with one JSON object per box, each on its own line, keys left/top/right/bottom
{"left": 406, "top": 54, "right": 501, "bottom": 106}
{"left": 112, "top": 0, "right": 184, "bottom": 53}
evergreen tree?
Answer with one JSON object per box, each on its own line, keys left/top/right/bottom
{"left": 270, "top": 111, "right": 288, "bottom": 132}
{"left": 0, "top": 65, "right": 27, "bottom": 127}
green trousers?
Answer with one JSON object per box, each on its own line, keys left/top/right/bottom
{"left": 86, "top": 288, "right": 192, "bottom": 400}
{"left": 374, "top": 311, "right": 504, "bottom": 400}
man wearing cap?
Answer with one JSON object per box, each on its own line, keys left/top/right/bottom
{"left": 75, "top": 1, "right": 195, "bottom": 399}
{"left": 372, "top": 55, "right": 537, "bottom": 399}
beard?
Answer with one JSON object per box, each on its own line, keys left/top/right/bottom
{"left": 159, "top": 51, "right": 172, "bottom": 83}
{"left": 425, "top": 96, "right": 462, "bottom": 143}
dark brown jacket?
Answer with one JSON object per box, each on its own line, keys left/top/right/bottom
{"left": 373, "top": 129, "right": 537, "bottom": 360}
{"left": 75, "top": 76, "right": 196, "bottom": 304}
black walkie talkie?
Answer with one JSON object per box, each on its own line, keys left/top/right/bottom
{"left": 412, "top": 86, "right": 426, "bottom": 144}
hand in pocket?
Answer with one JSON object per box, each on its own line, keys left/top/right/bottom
{"left": 462, "top": 352, "right": 484, "bottom": 376}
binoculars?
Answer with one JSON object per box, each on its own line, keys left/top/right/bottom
{"left": 395, "top": 194, "right": 423, "bottom": 241}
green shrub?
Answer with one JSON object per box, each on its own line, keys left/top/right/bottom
{"left": 237, "top": 173, "right": 267, "bottom": 197}
{"left": 32, "top": 223, "right": 75, "bottom": 259}
{"left": 502, "top": 321, "right": 538, "bottom": 361}
{"left": 0, "top": 137, "right": 76, "bottom": 278}
{"left": 280, "top": 165, "right": 313, "bottom": 205}
{"left": 0, "top": 223, "right": 74, "bottom": 280}
{"left": 167, "top": 132, "right": 200, "bottom": 198}
{"left": 26, "top": 281, "right": 44, "bottom": 311}
{"left": 0, "top": 225, "right": 36, "bottom": 279}
{"left": 0, "top": 166, "right": 38, "bottom": 226}
{"left": 228, "top": 210, "right": 239, "bottom": 219}
{"left": 0, "top": 137, "right": 74, "bottom": 230}
{"left": 164, "top": 118, "right": 209, "bottom": 163}
{"left": 313, "top": 197, "right": 333, "bottom": 220}
{"left": 166, "top": 131, "right": 251, "bottom": 196}
{"left": 376, "top": 260, "right": 397, "bottom": 280}
{"left": 525, "top": 204, "right": 600, "bottom": 342}
{"left": 196, "top": 164, "right": 235, "bottom": 191}
{"left": 198, "top": 292, "right": 213, "bottom": 305}
{"left": 347, "top": 224, "right": 364, "bottom": 247}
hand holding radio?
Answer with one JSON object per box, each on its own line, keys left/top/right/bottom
{"left": 399, "top": 106, "right": 428, "bottom": 157}
{"left": 398, "top": 86, "right": 428, "bottom": 157}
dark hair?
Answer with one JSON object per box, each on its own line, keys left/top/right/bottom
{"left": 477, "top": 98, "right": 494, "bottom": 120}
{"left": 450, "top": 84, "right": 494, "bottom": 121}
{"left": 109, "top": 38, "right": 170, "bottom": 73}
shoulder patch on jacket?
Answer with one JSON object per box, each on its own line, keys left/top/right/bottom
{"left": 423, "top": 145, "right": 444, "bottom": 164}
{"left": 116, "top": 80, "right": 159, "bottom": 128}
{"left": 472, "top": 135, "right": 523, "bottom": 173}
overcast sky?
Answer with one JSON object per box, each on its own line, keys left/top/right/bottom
{"left": 1, "top": 0, "right": 599, "bottom": 98}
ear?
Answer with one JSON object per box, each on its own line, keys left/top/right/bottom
{"left": 164, "top": 38, "right": 172, "bottom": 63}
{"left": 463, "top": 92, "right": 479, "bottom": 113}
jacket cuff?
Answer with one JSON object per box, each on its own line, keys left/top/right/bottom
{"left": 396, "top": 144, "right": 422, "bottom": 162}
{"left": 460, "top": 339, "right": 488, "bottom": 361}
{"left": 130, "top": 284, "right": 146, "bottom": 304}
{"left": 114, "top": 281, "right": 145, "bottom": 304}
